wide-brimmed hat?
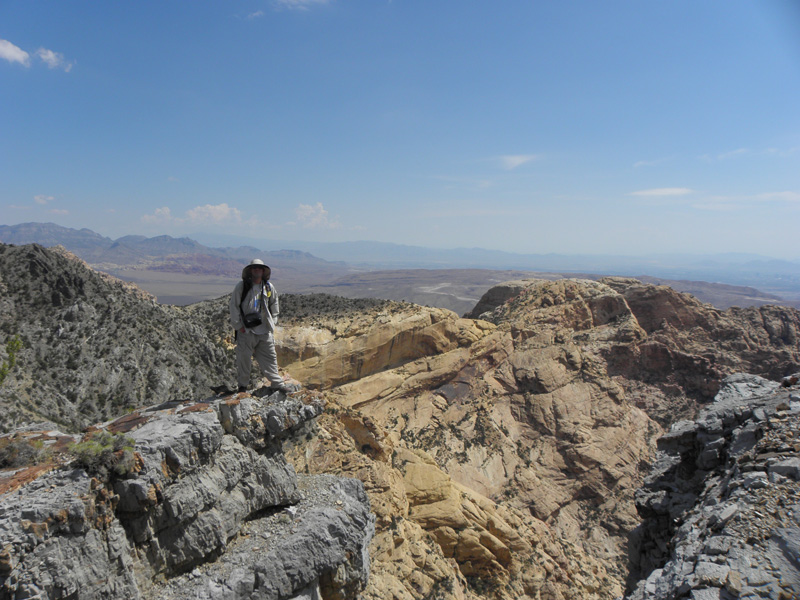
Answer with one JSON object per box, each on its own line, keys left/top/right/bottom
{"left": 242, "top": 259, "right": 271, "bottom": 280}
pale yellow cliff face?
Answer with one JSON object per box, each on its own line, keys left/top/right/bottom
{"left": 279, "top": 306, "right": 491, "bottom": 390}
{"left": 280, "top": 281, "right": 656, "bottom": 600}
{"left": 280, "top": 278, "right": 800, "bottom": 599}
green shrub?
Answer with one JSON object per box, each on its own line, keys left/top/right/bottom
{"left": 0, "top": 437, "right": 51, "bottom": 469}
{"left": 69, "top": 431, "right": 136, "bottom": 478}
{"left": 0, "top": 335, "right": 23, "bottom": 386}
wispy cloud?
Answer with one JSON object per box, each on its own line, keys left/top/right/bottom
{"left": 294, "top": 202, "right": 340, "bottom": 229}
{"left": 186, "top": 203, "right": 242, "bottom": 224}
{"left": 247, "top": 10, "right": 266, "bottom": 19}
{"left": 717, "top": 148, "right": 749, "bottom": 160}
{"left": 691, "top": 190, "right": 800, "bottom": 211}
{"left": 36, "top": 48, "right": 74, "bottom": 72}
{"left": 141, "top": 203, "right": 242, "bottom": 226}
{"left": 0, "top": 38, "right": 74, "bottom": 71}
{"left": 754, "top": 191, "right": 800, "bottom": 202}
{"left": 34, "top": 195, "right": 54, "bottom": 205}
{"left": 497, "top": 154, "right": 542, "bottom": 170}
{"left": 629, "top": 188, "right": 694, "bottom": 197}
{"left": 699, "top": 147, "right": 798, "bottom": 162}
{"left": 633, "top": 156, "right": 673, "bottom": 168}
{"left": 762, "top": 147, "right": 799, "bottom": 158}
{"left": 141, "top": 207, "right": 174, "bottom": 224}
{"left": 0, "top": 39, "right": 30, "bottom": 66}
{"left": 48, "top": 209, "right": 69, "bottom": 215}
{"left": 272, "top": 0, "right": 331, "bottom": 11}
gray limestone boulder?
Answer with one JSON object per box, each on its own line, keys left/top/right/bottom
{"left": 0, "top": 389, "right": 374, "bottom": 600}
{"left": 626, "top": 373, "right": 800, "bottom": 600}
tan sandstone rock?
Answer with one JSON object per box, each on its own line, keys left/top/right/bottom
{"left": 282, "top": 277, "right": 800, "bottom": 599}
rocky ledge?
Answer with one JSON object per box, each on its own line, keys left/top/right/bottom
{"left": 627, "top": 373, "right": 800, "bottom": 599}
{"left": 0, "top": 388, "right": 375, "bottom": 600}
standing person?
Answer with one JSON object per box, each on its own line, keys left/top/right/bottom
{"left": 230, "top": 259, "right": 290, "bottom": 393}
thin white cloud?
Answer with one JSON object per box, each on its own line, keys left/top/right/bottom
{"left": 186, "top": 203, "right": 242, "bottom": 224}
{"left": 497, "top": 154, "right": 542, "bottom": 170}
{"left": 699, "top": 147, "right": 798, "bottom": 162}
{"left": 141, "top": 206, "right": 173, "bottom": 224}
{"left": 762, "top": 147, "right": 799, "bottom": 158}
{"left": 633, "top": 156, "right": 673, "bottom": 168}
{"left": 36, "top": 48, "right": 74, "bottom": 72}
{"left": 273, "top": 0, "right": 330, "bottom": 10}
{"left": 0, "top": 39, "right": 73, "bottom": 71}
{"left": 717, "top": 148, "right": 749, "bottom": 160}
{"left": 753, "top": 191, "right": 800, "bottom": 203}
{"left": 629, "top": 188, "right": 694, "bottom": 197}
{"left": 247, "top": 10, "right": 266, "bottom": 19}
{"left": 142, "top": 203, "right": 243, "bottom": 226}
{"left": 691, "top": 191, "right": 800, "bottom": 211}
{"left": 48, "top": 208, "right": 69, "bottom": 215}
{"left": 0, "top": 39, "right": 30, "bottom": 66}
{"left": 295, "top": 202, "right": 340, "bottom": 229}
{"left": 34, "top": 195, "right": 54, "bottom": 205}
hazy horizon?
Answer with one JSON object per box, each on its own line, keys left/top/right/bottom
{"left": 5, "top": 220, "right": 800, "bottom": 265}
{"left": 3, "top": 2, "right": 800, "bottom": 259}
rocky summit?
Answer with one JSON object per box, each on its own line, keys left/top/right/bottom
{"left": 2, "top": 244, "right": 800, "bottom": 600}
{"left": 0, "top": 243, "right": 235, "bottom": 432}
{"left": 628, "top": 373, "right": 800, "bottom": 599}
{"left": 273, "top": 276, "right": 800, "bottom": 599}
{"left": 0, "top": 388, "right": 374, "bottom": 600}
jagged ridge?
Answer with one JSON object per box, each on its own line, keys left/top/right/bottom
{"left": 2, "top": 245, "right": 800, "bottom": 600}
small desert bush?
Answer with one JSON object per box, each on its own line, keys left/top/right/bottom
{"left": 0, "top": 335, "right": 23, "bottom": 386}
{"left": 70, "top": 430, "right": 136, "bottom": 478}
{"left": 0, "top": 437, "right": 51, "bottom": 469}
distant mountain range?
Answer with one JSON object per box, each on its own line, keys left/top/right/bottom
{"left": 0, "top": 222, "right": 326, "bottom": 267}
{"left": 193, "top": 230, "right": 800, "bottom": 298}
{"left": 2, "top": 221, "right": 799, "bottom": 310}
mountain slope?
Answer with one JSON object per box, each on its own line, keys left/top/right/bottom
{"left": 0, "top": 243, "right": 234, "bottom": 432}
{"left": 2, "top": 244, "right": 800, "bottom": 600}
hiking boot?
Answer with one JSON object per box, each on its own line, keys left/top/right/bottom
{"left": 270, "top": 382, "right": 297, "bottom": 394}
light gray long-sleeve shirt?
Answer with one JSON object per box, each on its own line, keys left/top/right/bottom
{"left": 229, "top": 279, "right": 279, "bottom": 335}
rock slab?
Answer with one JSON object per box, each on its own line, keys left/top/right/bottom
{"left": 0, "top": 389, "right": 375, "bottom": 600}
{"left": 627, "top": 373, "right": 800, "bottom": 599}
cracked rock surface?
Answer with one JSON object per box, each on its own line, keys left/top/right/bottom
{"left": 0, "top": 389, "right": 374, "bottom": 600}
{"left": 626, "top": 373, "right": 800, "bottom": 599}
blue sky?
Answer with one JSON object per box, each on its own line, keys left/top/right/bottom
{"left": 2, "top": 1, "right": 800, "bottom": 259}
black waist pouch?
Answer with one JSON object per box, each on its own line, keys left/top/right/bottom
{"left": 242, "top": 312, "right": 262, "bottom": 328}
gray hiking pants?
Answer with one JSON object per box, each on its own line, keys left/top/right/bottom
{"left": 235, "top": 330, "right": 282, "bottom": 388}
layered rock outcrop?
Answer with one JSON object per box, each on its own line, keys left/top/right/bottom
{"left": 276, "top": 280, "right": 658, "bottom": 597}
{"left": 4, "top": 245, "right": 800, "bottom": 600}
{"left": 0, "top": 389, "right": 374, "bottom": 600}
{"left": 626, "top": 373, "right": 800, "bottom": 599}
{"left": 276, "top": 277, "right": 800, "bottom": 599}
